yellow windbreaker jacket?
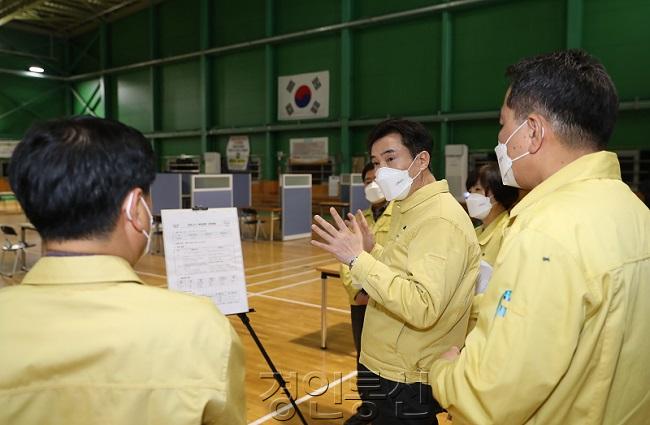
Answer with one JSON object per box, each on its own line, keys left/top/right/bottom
{"left": 340, "top": 202, "right": 393, "bottom": 305}
{"left": 351, "top": 180, "right": 480, "bottom": 383}
{"left": 431, "top": 151, "right": 650, "bottom": 424}
{"left": 0, "top": 255, "right": 246, "bottom": 425}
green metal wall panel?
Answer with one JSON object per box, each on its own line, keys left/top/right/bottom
{"left": 452, "top": 0, "right": 566, "bottom": 112}
{"left": 276, "top": 36, "right": 341, "bottom": 120}
{"left": 0, "top": 28, "right": 65, "bottom": 74}
{"left": 158, "top": 137, "right": 203, "bottom": 157}
{"left": 583, "top": 0, "right": 650, "bottom": 100}
{"left": 451, "top": 120, "right": 500, "bottom": 151}
{"left": 69, "top": 31, "right": 101, "bottom": 74}
{"left": 110, "top": 9, "right": 151, "bottom": 67}
{"left": 354, "top": 18, "right": 441, "bottom": 118}
{"left": 116, "top": 70, "right": 153, "bottom": 132}
{"left": 161, "top": 61, "right": 201, "bottom": 131}
{"left": 213, "top": 0, "right": 266, "bottom": 45}
{"left": 350, "top": 127, "right": 372, "bottom": 157}
{"left": 158, "top": 0, "right": 200, "bottom": 57}
{"left": 275, "top": 0, "right": 341, "bottom": 34}
{"left": 3, "top": 0, "right": 649, "bottom": 178}
{"left": 212, "top": 49, "right": 266, "bottom": 127}
{"left": 72, "top": 79, "right": 104, "bottom": 117}
{"left": 0, "top": 28, "right": 58, "bottom": 57}
{"left": 610, "top": 111, "right": 650, "bottom": 150}
{"left": 357, "top": 0, "right": 441, "bottom": 18}
{"left": 0, "top": 75, "right": 64, "bottom": 138}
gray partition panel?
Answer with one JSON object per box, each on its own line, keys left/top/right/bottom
{"left": 193, "top": 190, "right": 233, "bottom": 208}
{"left": 282, "top": 187, "right": 312, "bottom": 240}
{"left": 340, "top": 184, "right": 351, "bottom": 202}
{"left": 232, "top": 174, "right": 252, "bottom": 208}
{"left": 151, "top": 173, "right": 182, "bottom": 215}
{"left": 350, "top": 184, "right": 370, "bottom": 213}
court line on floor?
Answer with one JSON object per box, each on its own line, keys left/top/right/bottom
{"left": 246, "top": 258, "right": 334, "bottom": 279}
{"left": 250, "top": 293, "right": 350, "bottom": 314}
{"left": 243, "top": 253, "right": 332, "bottom": 272}
{"left": 134, "top": 259, "right": 334, "bottom": 282}
{"left": 247, "top": 269, "right": 318, "bottom": 287}
{"left": 136, "top": 266, "right": 330, "bottom": 288}
{"left": 248, "top": 278, "right": 320, "bottom": 296}
{"left": 247, "top": 370, "right": 358, "bottom": 425}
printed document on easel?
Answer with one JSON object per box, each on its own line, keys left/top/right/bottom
{"left": 161, "top": 207, "right": 249, "bottom": 315}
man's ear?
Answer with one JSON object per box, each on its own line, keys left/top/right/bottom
{"left": 527, "top": 114, "right": 547, "bottom": 154}
{"left": 418, "top": 151, "right": 431, "bottom": 172}
{"left": 123, "top": 188, "right": 146, "bottom": 232}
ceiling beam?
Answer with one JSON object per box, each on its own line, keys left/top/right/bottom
{"left": 0, "top": 0, "right": 48, "bottom": 26}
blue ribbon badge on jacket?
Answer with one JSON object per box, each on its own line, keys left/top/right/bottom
{"left": 495, "top": 289, "right": 512, "bottom": 318}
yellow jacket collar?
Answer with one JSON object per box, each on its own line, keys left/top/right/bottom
{"left": 397, "top": 180, "right": 449, "bottom": 213}
{"left": 21, "top": 255, "right": 145, "bottom": 286}
{"left": 383, "top": 201, "right": 394, "bottom": 216}
{"left": 364, "top": 201, "right": 394, "bottom": 219}
{"left": 478, "top": 210, "right": 509, "bottom": 246}
{"left": 511, "top": 151, "right": 621, "bottom": 219}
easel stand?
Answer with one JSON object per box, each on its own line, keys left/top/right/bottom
{"left": 237, "top": 310, "right": 308, "bottom": 425}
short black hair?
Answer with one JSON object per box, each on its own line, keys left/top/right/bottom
{"left": 367, "top": 119, "right": 433, "bottom": 159}
{"left": 506, "top": 49, "right": 618, "bottom": 150}
{"left": 361, "top": 162, "right": 375, "bottom": 181}
{"left": 9, "top": 116, "right": 156, "bottom": 242}
{"left": 466, "top": 162, "right": 519, "bottom": 210}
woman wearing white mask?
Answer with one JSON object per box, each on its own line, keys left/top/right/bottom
{"left": 339, "top": 162, "right": 393, "bottom": 425}
{"left": 465, "top": 162, "right": 519, "bottom": 266}
{"left": 464, "top": 162, "right": 519, "bottom": 333}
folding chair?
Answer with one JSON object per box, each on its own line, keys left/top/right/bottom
{"left": 240, "top": 208, "right": 266, "bottom": 241}
{"left": 1, "top": 225, "right": 36, "bottom": 277}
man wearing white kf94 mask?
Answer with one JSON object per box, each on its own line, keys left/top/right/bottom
{"left": 311, "top": 118, "right": 480, "bottom": 425}
{"left": 430, "top": 50, "right": 650, "bottom": 425}
{"left": 0, "top": 116, "right": 246, "bottom": 425}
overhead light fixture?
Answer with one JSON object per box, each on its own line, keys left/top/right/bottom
{"left": 28, "top": 66, "right": 45, "bottom": 73}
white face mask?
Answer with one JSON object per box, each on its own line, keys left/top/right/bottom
{"left": 466, "top": 193, "right": 493, "bottom": 220}
{"left": 375, "top": 152, "right": 425, "bottom": 201}
{"left": 125, "top": 192, "right": 154, "bottom": 259}
{"left": 364, "top": 181, "right": 386, "bottom": 204}
{"left": 495, "top": 120, "right": 529, "bottom": 188}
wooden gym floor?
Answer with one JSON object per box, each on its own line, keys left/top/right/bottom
{"left": 0, "top": 210, "right": 451, "bottom": 425}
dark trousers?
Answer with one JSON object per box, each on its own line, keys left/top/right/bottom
{"left": 355, "top": 365, "right": 443, "bottom": 425}
{"left": 350, "top": 304, "right": 366, "bottom": 364}
{"left": 350, "top": 304, "right": 442, "bottom": 424}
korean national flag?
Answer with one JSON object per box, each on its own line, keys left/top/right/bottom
{"left": 277, "top": 70, "right": 329, "bottom": 120}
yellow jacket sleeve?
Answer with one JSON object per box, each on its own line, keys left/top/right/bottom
{"left": 202, "top": 316, "right": 247, "bottom": 425}
{"left": 352, "top": 218, "right": 474, "bottom": 330}
{"left": 340, "top": 263, "right": 361, "bottom": 304}
{"left": 369, "top": 242, "right": 384, "bottom": 259}
{"left": 430, "top": 230, "right": 585, "bottom": 425}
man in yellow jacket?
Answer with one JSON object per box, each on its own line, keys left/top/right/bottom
{"left": 340, "top": 162, "right": 393, "bottom": 360}
{"left": 0, "top": 117, "right": 246, "bottom": 425}
{"left": 340, "top": 163, "right": 393, "bottom": 425}
{"left": 431, "top": 50, "right": 650, "bottom": 424}
{"left": 312, "top": 119, "right": 480, "bottom": 424}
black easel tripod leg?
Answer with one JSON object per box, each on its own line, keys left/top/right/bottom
{"left": 238, "top": 313, "right": 308, "bottom": 425}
